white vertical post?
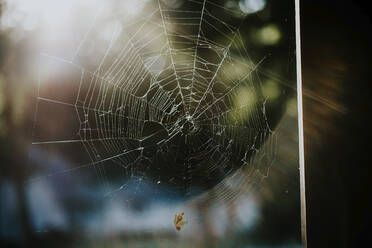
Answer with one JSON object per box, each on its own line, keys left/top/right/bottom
{"left": 295, "top": 0, "right": 307, "bottom": 247}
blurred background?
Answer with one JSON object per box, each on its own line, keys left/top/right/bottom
{"left": 0, "top": 0, "right": 370, "bottom": 247}
{"left": 0, "top": 0, "right": 302, "bottom": 247}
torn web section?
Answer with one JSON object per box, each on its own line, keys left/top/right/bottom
{"left": 32, "top": 56, "right": 97, "bottom": 182}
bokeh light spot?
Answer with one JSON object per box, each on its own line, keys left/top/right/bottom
{"left": 239, "top": 0, "right": 266, "bottom": 14}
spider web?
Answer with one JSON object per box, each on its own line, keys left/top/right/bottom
{"left": 32, "top": 0, "right": 279, "bottom": 200}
